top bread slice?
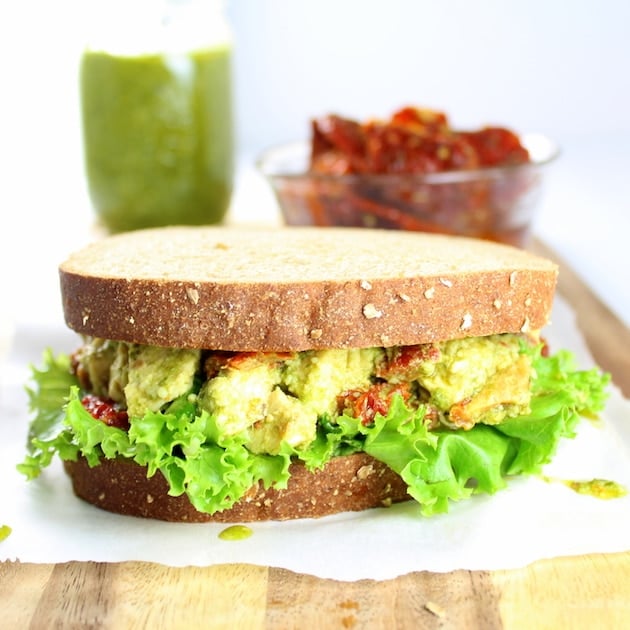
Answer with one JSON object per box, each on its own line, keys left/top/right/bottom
{"left": 59, "top": 226, "right": 558, "bottom": 351}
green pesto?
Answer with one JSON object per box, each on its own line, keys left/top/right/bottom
{"left": 0, "top": 525, "right": 11, "bottom": 542}
{"left": 563, "top": 478, "right": 627, "bottom": 500}
{"left": 80, "top": 45, "right": 233, "bottom": 232}
{"left": 218, "top": 525, "right": 253, "bottom": 541}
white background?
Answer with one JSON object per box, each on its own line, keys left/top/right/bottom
{"left": 0, "top": 0, "right": 628, "bottom": 327}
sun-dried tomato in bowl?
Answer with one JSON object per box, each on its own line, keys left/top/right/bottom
{"left": 257, "top": 107, "right": 558, "bottom": 247}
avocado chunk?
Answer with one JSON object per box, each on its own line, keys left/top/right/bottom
{"left": 415, "top": 336, "right": 523, "bottom": 407}
{"left": 198, "top": 354, "right": 282, "bottom": 437}
{"left": 283, "top": 348, "right": 383, "bottom": 415}
{"left": 198, "top": 348, "right": 382, "bottom": 454}
{"left": 124, "top": 345, "right": 201, "bottom": 418}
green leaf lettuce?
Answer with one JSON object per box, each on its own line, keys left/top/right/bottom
{"left": 17, "top": 345, "right": 610, "bottom": 517}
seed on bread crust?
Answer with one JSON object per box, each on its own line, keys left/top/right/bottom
{"left": 460, "top": 313, "right": 473, "bottom": 330}
{"left": 363, "top": 303, "right": 383, "bottom": 319}
{"left": 185, "top": 286, "right": 200, "bottom": 305}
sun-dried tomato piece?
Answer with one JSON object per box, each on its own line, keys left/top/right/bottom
{"left": 362, "top": 121, "right": 479, "bottom": 174}
{"left": 81, "top": 394, "right": 129, "bottom": 430}
{"left": 203, "top": 351, "right": 294, "bottom": 379}
{"left": 338, "top": 382, "right": 413, "bottom": 426}
{"left": 459, "top": 127, "right": 530, "bottom": 167}
{"left": 311, "top": 115, "right": 367, "bottom": 174}
{"left": 377, "top": 344, "right": 441, "bottom": 382}
{"left": 390, "top": 106, "right": 449, "bottom": 134}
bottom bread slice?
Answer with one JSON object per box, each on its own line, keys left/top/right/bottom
{"left": 64, "top": 453, "right": 411, "bottom": 522}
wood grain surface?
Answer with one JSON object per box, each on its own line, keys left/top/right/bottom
{"left": 2, "top": 239, "right": 629, "bottom": 629}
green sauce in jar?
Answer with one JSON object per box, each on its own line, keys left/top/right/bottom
{"left": 80, "top": 44, "right": 233, "bottom": 232}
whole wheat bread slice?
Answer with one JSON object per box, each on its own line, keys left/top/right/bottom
{"left": 64, "top": 453, "right": 411, "bottom": 522}
{"left": 59, "top": 226, "right": 558, "bottom": 351}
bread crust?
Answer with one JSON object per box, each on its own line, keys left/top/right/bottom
{"left": 59, "top": 226, "right": 558, "bottom": 351}
{"left": 63, "top": 454, "right": 411, "bottom": 522}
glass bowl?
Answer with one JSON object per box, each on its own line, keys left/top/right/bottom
{"left": 256, "top": 133, "right": 559, "bottom": 247}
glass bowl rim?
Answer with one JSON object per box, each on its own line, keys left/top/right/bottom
{"left": 256, "top": 133, "right": 560, "bottom": 185}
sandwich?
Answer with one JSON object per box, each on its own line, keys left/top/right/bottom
{"left": 19, "top": 226, "right": 609, "bottom": 522}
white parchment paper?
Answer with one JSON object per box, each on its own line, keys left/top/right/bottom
{"left": 1, "top": 296, "right": 629, "bottom": 581}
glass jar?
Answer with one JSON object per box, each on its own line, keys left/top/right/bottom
{"left": 80, "top": 0, "right": 234, "bottom": 232}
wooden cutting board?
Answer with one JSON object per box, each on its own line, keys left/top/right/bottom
{"left": 2, "top": 240, "right": 629, "bottom": 629}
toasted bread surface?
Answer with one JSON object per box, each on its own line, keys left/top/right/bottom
{"left": 59, "top": 226, "right": 558, "bottom": 350}
{"left": 64, "top": 454, "right": 411, "bottom": 522}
